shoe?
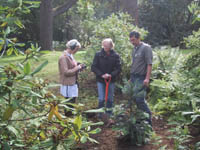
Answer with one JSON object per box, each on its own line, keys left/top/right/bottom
{"left": 64, "top": 110, "right": 73, "bottom": 117}
{"left": 106, "top": 119, "right": 115, "bottom": 128}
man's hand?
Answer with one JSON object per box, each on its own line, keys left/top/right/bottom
{"left": 144, "top": 64, "right": 152, "bottom": 87}
{"left": 143, "top": 78, "right": 150, "bottom": 87}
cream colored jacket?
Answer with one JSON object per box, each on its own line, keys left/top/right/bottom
{"left": 58, "top": 52, "right": 80, "bottom": 86}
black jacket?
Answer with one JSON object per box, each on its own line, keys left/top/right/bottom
{"left": 91, "top": 49, "right": 121, "bottom": 83}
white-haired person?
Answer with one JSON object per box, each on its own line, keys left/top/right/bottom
{"left": 58, "top": 39, "right": 84, "bottom": 116}
{"left": 91, "top": 38, "right": 121, "bottom": 120}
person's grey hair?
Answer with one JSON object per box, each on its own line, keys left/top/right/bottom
{"left": 102, "top": 38, "right": 114, "bottom": 49}
{"left": 66, "top": 39, "right": 81, "bottom": 50}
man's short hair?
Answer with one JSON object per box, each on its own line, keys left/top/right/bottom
{"left": 129, "top": 31, "right": 140, "bottom": 39}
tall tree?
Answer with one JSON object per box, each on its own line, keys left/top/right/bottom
{"left": 138, "top": 0, "right": 198, "bottom": 47}
{"left": 120, "top": 0, "right": 138, "bottom": 25}
{"left": 39, "top": 0, "right": 78, "bottom": 50}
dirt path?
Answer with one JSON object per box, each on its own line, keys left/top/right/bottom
{"left": 52, "top": 74, "right": 200, "bottom": 149}
{"left": 77, "top": 116, "right": 174, "bottom": 150}
{"left": 53, "top": 75, "right": 175, "bottom": 149}
{"left": 73, "top": 76, "right": 174, "bottom": 150}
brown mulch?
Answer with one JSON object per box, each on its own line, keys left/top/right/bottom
{"left": 50, "top": 73, "right": 199, "bottom": 150}
{"left": 75, "top": 75, "right": 175, "bottom": 150}
{"left": 76, "top": 116, "right": 175, "bottom": 150}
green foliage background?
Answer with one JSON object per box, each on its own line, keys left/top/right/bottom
{"left": 84, "top": 12, "right": 147, "bottom": 79}
{"left": 0, "top": 0, "right": 200, "bottom": 149}
{"left": 0, "top": 1, "right": 102, "bottom": 150}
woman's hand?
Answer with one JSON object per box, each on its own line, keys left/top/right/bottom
{"left": 77, "top": 65, "right": 82, "bottom": 70}
{"left": 102, "top": 73, "right": 111, "bottom": 79}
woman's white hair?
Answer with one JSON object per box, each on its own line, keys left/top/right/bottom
{"left": 66, "top": 39, "right": 81, "bottom": 50}
{"left": 102, "top": 38, "right": 114, "bottom": 49}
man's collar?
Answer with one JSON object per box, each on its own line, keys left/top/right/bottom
{"left": 135, "top": 42, "right": 143, "bottom": 49}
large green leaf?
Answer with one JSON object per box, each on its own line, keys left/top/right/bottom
{"left": 82, "top": 120, "right": 104, "bottom": 126}
{"left": 31, "top": 91, "right": 43, "bottom": 98}
{"left": 87, "top": 137, "right": 99, "bottom": 144}
{"left": 24, "top": 61, "right": 31, "bottom": 75}
{"left": 182, "top": 112, "right": 195, "bottom": 115}
{"left": 14, "top": 144, "right": 26, "bottom": 147}
{"left": 13, "top": 48, "right": 19, "bottom": 56}
{"left": 7, "top": 125, "right": 19, "bottom": 137}
{"left": 16, "top": 43, "right": 25, "bottom": 47}
{"left": 80, "top": 136, "right": 88, "bottom": 143}
{"left": 88, "top": 128, "right": 101, "bottom": 134}
{"left": 84, "top": 108, "right": 105, "bottom": 113}
{"left": 74, "top": 115, "right": 82, "bottom": 130}
{"left": 30, "top": 60, "right": 48, "bottom": 76}
{"left": 5, "top": 27, "right": 11, "bottom": 35}
{"left": 23, "top": 1, "right": 41, "bottom": 5}
{"left": 0, "top": 6, "right": 9, "bottom": 11}
{"left": 0, "top": 39, "right": 4, "bottom": 51}
{"left": 14, "top": 19, "right": 24, "bottom": 28}
{"left": 18, "top": 0, "right": 22, "bottom": 7}
{"left": 6, "top": 47, "right": 13, "bottom": 56}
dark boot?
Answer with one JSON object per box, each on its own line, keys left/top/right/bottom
{"left": 106, "top": 100, "right": 113, "bottom": 117}
{"left": 64, "top": 97, "right": 76, "bottom": 117}
{"left": 135, "top": 98, "right": 152, "bottom": 126}
{"left": 97, "top": 101, "right": 105, "bottom": 119}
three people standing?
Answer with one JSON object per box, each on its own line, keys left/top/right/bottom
{"left": 59, "top": 32, "right": 153, "bottom": 125}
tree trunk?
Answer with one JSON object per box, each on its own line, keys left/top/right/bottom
{"left": 40, "top": 0, "right": 53, "bottom": 50}
{"left": 53, "top": 0, "right": 78, "bottom": 17}
{"left": 120, "top": 0, "right": 138, "bottom": 25}
{"left": 39, "top": 0, "right": 78, "bottom": 50}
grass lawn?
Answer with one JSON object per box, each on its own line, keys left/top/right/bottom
{"left": 180, "top": 48, "right": 199, "bottom": 54}
{"left": 0, "top": 50, "right": 97, "bottom": 108}
{"left": 0, "top": 50, "right": 87, "bottom": 83}
{"left": 0, "top": 48, "right": 197, "bottom": 83}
